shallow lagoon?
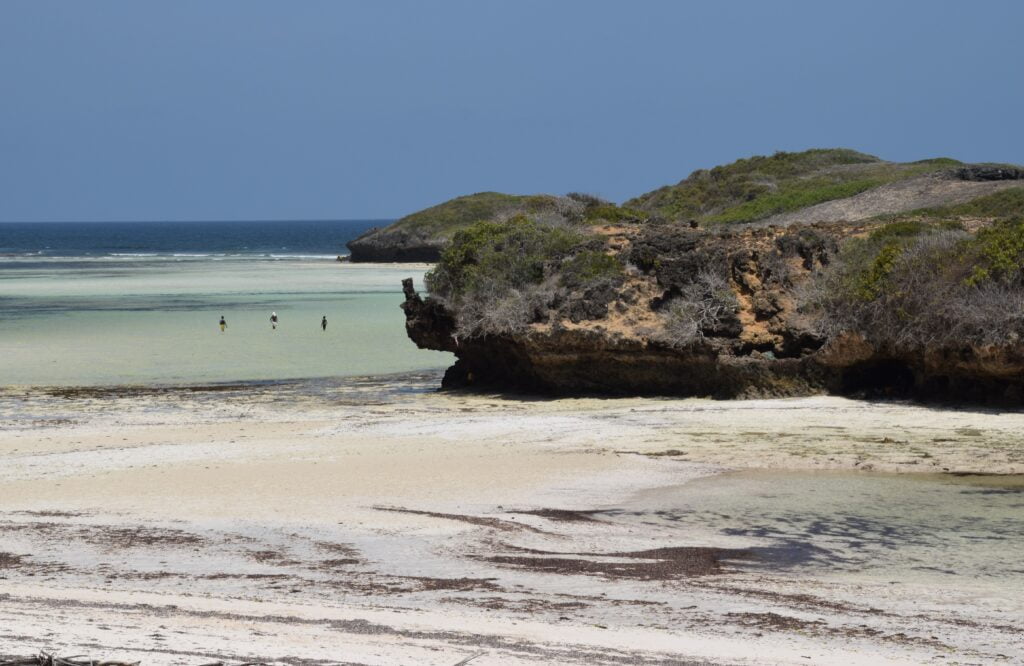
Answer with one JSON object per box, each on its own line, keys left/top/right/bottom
{"left": 0, "top": 256, "right": 451, "bottom": 385}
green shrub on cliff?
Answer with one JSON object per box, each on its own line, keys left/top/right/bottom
{"left": 426, "top": 215, "right": 581, "bottom": 298}
{"left": 802, "top": 219, "right": 1024, "bottom": 349}
{"left": 560, "top": 250, "right": 623, "bottom": 289}
{"left": 843, "top": 221, "right": 963, "bottom": 301}
{"left": 848, "top": 192, "right": 1024, "bottom": 293}
{"left": 963, "top": 218, "right": 1024, "bottom": 286}
{"left": 425, "top": 216, "right": 624, "bottom": 337}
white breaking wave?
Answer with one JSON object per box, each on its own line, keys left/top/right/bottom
{"left": 268, "top": 254, "right": 341, "bottom": 259}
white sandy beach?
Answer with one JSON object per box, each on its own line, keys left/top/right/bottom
{"left": 1, "top": 381, "right": 1022, "bottom": 665}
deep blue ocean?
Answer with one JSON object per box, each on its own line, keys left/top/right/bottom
{"left": 0, "top": 220, "right": 386, "bottom": 259}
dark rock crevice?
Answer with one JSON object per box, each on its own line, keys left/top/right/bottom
{"left": 956, "top": 165, "right": 1024, "bottom": 182}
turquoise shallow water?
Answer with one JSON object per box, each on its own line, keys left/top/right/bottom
{"left": 0, "top": 256, "right": 452, "bottom": 386}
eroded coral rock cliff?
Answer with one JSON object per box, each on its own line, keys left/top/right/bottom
{"left": 402, "top": 223, "right": 1024, "bottom": 403}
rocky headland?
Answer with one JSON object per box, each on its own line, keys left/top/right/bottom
{"left": 347, "top": 191, "right": 581, "bottom": 262}
{"left": 394, "top": 149, "right": 1024, "bottom": 403}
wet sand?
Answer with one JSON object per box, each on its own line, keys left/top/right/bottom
{"left": 1, "top": 377, "right": 1022, "bottom": 665}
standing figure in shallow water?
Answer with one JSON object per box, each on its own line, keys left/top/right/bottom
{"left": 321, "top": 315, "right": 327, "bottom": 332}
{"left": 219, "top": 316, "right": 226, "bottom": 333}
{"left": 270, "top": 312, "right": 278, "bottom": 330}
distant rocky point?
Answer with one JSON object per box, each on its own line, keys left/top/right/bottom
{"left": 347, "top": 192, "right": 580, "bottom": 262}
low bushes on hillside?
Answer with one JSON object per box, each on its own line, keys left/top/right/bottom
{"left": 873, "top": 187, "right": 1024, "bottom": 225}
{"left": 949, "top": 188, "right": 1024, "bottom": 220}
{"left": 625, "top": 149, "right": 965, "bottom": 225}
{"left": 626, "top": 149, "right": 880, "bottom": 221}
{"left": 707, "top": 177, "right": 883, "bottom": 224}
{"left": 394, "top": 192, "right": 573, "bottom": 236}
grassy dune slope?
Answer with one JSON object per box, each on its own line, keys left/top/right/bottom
{"left": 625, "top": 148, "right": 971, "bottom": 224}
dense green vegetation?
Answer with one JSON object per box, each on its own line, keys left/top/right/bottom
{"left": 425, "top": 216, "right": 623, "bottom": 336}
{"left": 582, "top": 204, "right": 646, "bottom": 224}
{"left": 426, "top": 215, "right": 582, "bottom": 298}
{"left": 626, "top": 149, "right": 964, "bottom": 225}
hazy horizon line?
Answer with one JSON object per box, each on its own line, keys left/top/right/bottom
{"left": 0, "top": 218, "right": 395, "bottom": 224}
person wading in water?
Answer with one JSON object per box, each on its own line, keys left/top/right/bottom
{"left": 270, "top": 312, "right": 278, "bottom": 330}
{"left": 321, "top": 315, "right": 327, "bottom": 332}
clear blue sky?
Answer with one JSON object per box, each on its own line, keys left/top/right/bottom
{"left": 2, "top": 0, "right": 1022, "bottom": 221}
